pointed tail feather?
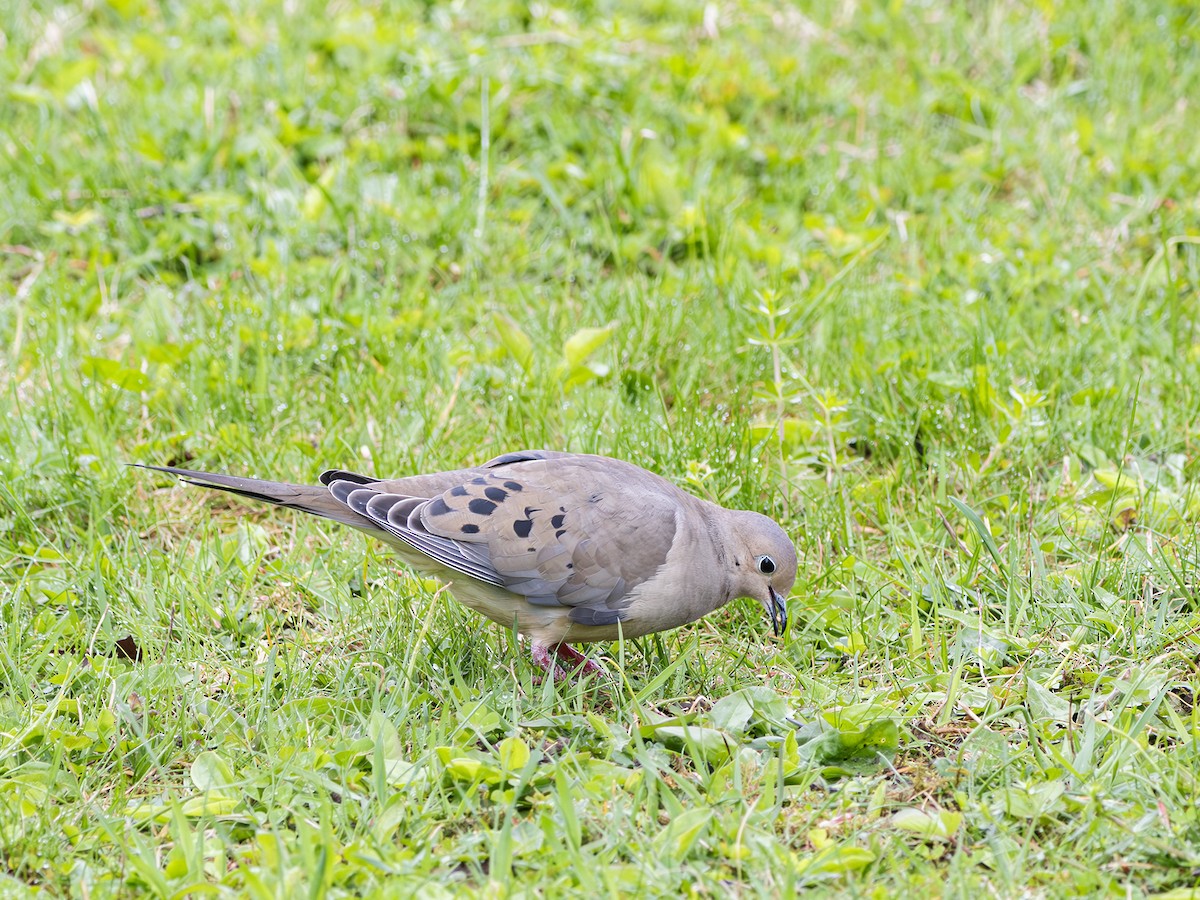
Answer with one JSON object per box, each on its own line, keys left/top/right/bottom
{"left": 132, "top": 464, "right": 377, "bottom": 530}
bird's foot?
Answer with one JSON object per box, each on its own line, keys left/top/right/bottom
{"left": 551, "top": 642, "right": 604, "bottom": 676}
{"left": 531, "top": 642, "right": 603, "bottom": 681}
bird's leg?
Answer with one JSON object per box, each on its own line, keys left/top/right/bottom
{"left": 551, "top": 642, "right": 604, "bottom": 676}
{"left": 530, "top": 642, "right": 602, "bottom": 681}
{"left": 530, "top": 642, "right": 567, "bottom": 682}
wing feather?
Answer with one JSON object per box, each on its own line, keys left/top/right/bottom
{"left": 323, "top": 454, "right": 681, "bottom": 622}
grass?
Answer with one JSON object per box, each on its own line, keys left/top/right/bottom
{"left": 2, "top": 0, "right": 1200, "bottom": 895}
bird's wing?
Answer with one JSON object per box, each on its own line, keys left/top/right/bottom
{"left": 325, "top": 454, "right": 681, "bottom": 626}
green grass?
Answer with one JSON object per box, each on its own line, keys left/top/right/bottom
{"left": 3, "top": 0, "right": 1200, "bottom": 895}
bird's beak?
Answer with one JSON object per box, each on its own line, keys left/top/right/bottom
{"left": 765, "top": 587, "right": 788, "bottom": 637}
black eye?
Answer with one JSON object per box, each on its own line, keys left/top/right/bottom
{"left": 756, "top": 555, "right": 776, "bottom": 575}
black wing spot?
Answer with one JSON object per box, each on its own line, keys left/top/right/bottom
{"left": 469, "top": 498, "right": 497, "bottom": 516}
{"left": 550, "top": 514, "right": 566, "bottom": 529}
{"left": 503, "top": 481, "right": 523, "bottom": 492}
{"left": 451, "top": 485, "right": 469, "bottom": 497}
{"left": 471, "top": 476, "right": 488, "bottom": 485}
{"left": 461, "top": 523, "right": 480, "bottom": 534}
{"left": 427, "top": 497, "right": 453, "bottom": 517}
{"left": 555, "top": 529, "right": 566, "bottom": 539}
{"left": 320, "top": 469, "right": 376, "bottom": 487}
{"left": 486, "top": 450, "right": 550, "bottom": 467}
{"left": 484, "top": 486, "right": 508, "bottom": 503}
{"left": 524, "top": 506, "right": 541, "bottom": 518}
{"left": 513, "top": 519, "right": 533, "bottom": 538}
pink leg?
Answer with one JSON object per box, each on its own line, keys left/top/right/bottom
{"left": 530, "top": 642, "right": 603, "bottom": 681}
{"left": 530, "top": 642, "right": 566, "bottom": 682}
{"left": 552, "top": 643, "right": 604, "bottom": 676}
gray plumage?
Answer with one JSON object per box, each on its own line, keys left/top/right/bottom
{"left": 136, "top": 450, "right": 797, "bottom": 679}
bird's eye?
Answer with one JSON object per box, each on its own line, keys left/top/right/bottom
{"left": 756, "top": 555, "right": 776, "bottom": 575}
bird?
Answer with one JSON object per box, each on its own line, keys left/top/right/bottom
{"left": 136, "top": 450, "right": 797, "bottom": 680}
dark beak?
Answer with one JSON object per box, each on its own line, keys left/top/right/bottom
{"left": 767, "top": 587, "right": 788, "bottom": 637}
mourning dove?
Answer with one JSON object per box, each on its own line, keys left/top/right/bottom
{"left": 137, "top": 450, "right": 796, "bottom": 680}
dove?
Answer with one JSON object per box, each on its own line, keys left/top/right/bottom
{"left": 137, "top": 450, "right": 796, "bottom": 680}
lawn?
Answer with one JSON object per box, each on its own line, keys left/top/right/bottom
{"left": 3, "top": 0, "right": 1200, "bottom": 895}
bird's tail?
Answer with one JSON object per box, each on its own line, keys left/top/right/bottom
{"left": 133, "top": 464, "right": 376, "bottom": 530}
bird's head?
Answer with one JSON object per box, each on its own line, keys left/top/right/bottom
{"left": 727, "top": 510, "right": 797, "bottom": 637}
